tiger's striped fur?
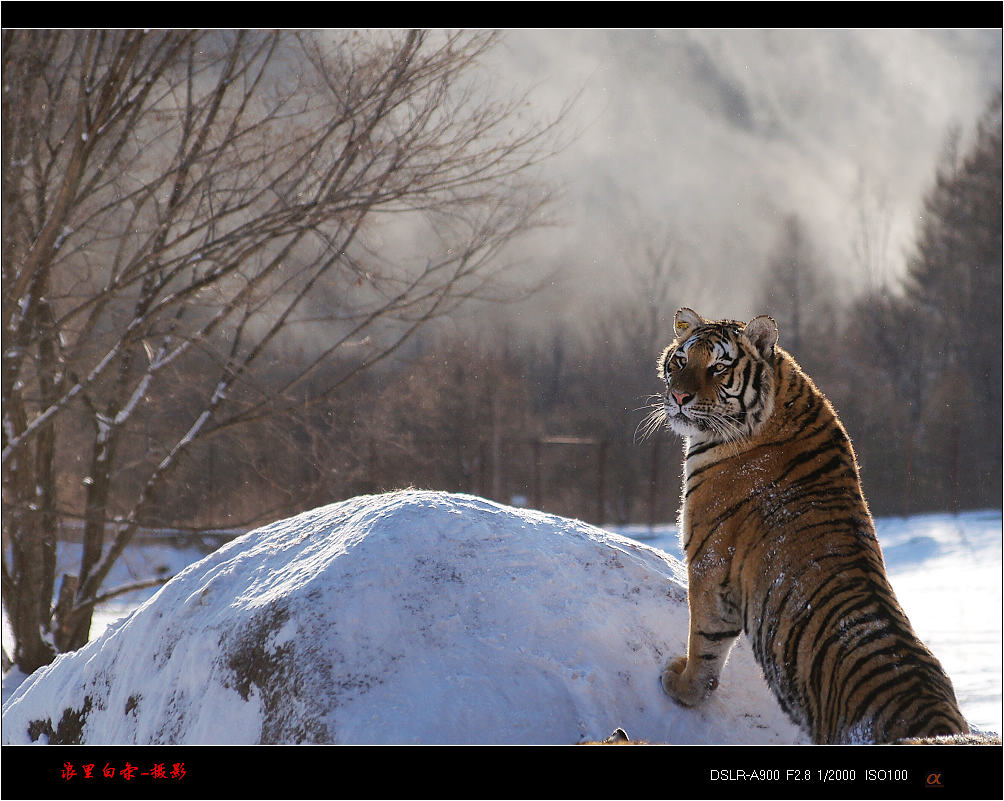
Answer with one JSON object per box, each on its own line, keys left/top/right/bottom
{"left": 654, "top": 307, "right": 969, "bottom": 744}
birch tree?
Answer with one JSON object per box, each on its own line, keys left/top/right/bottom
{"left": 2, "top": 29, "right": 563, "bottom": 672}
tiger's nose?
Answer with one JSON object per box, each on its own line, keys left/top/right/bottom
{"left": 671, "top": 390, "right": 693, "bottom": 406}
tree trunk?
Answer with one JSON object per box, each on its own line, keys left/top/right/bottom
{"left": 6, "top": 512, "right": 58, "bottom": 674}
{"left": 901, "top": 422, "right": 915, "bottom": 516}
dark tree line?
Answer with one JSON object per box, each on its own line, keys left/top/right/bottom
{"left": 838, "top": 92, "right": 1002, "bottom": 514}
{"left": 143, "top": 87, "right": 1001, "bottom": 539}
{"left": 36, "top": 91, "right": 1000, "bottom": 539}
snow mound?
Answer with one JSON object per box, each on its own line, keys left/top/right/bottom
{"left": 1, "top": 491, "right": 807, "bottom": 745}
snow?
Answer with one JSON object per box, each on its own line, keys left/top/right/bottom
{"left": 618, "top": 507, "right": 1004, "bottom": 739}
{"left": 1, "top": 492, "right": 1000, "bottom": 745}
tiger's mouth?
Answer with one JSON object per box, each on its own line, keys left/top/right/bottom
{"left": 665, "top": 401, "right": 742, "bottom": 442}
{"left": 665, "top": 403, "right": 707, "bottom": 436}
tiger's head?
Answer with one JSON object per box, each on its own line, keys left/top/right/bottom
{"left": 656, "top": 307, "right": 779, "bottom": 445}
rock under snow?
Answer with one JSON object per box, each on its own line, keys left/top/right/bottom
{"left": 1, "top": 491, "right": 807, "bottom": 745}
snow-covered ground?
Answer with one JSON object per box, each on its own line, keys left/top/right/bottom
{"left": 617, "top": 508, "right": 1003, "bottom": 736}
{"left": 2, "top": 494, "right": 1000, "bottom": 743}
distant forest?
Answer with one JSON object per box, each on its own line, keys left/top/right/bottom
{"left": 7, "top": 31, "right": 1000, "bottom": 548}
{"left": 112, "top": 92, "right": 1003, "bottom": 531}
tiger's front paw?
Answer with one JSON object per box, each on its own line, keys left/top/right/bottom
{"left": 661, "top": 655, "right": 719, "bottom": 707}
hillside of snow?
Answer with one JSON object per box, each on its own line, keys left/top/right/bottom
{"left": 3, "top": 492, "right": 1000, "bottom": 745}
{"left": 2, "top": 491, "right": 807, "bottom": 745}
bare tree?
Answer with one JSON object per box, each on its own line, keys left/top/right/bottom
{"left": 848, "top": 170, "right": 896, "bottom": 294}
{"left": 2, "top": 29, "right": 566, "bottom": 672}
{"left": 755, "top": 213, "right": 844, "bottom": 381}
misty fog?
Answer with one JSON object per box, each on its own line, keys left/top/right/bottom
{"left": 477, "top": 28, "right": 1001, "bottom": 327}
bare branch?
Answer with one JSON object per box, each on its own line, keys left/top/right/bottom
{"left": 3, "top": 29, "right": 566, "bottom": 668}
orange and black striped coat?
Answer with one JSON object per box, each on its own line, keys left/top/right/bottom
{"left": 656, "top": 307, "right": 968, "bottom": 744}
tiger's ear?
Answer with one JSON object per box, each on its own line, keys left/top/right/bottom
{"left": 743, "top": 315, "right": 778, "bottom": 358}
{"left": 673, "top": 307, "right": 705, "bottom": 338}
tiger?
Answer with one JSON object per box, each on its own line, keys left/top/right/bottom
{"left": 651, "top": 306, "right": 969, "bottom": 744}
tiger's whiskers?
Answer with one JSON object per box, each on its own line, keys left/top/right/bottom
{"left": 634, "top": 397, "right": 668, "bottom": 444}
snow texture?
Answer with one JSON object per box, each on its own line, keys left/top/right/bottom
{"left": 1, "top": 490, "right": 808, "bottom": 745}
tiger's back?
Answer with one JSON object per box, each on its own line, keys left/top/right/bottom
{"left": 656, "top": 307, "right": 968, "bottom": 744}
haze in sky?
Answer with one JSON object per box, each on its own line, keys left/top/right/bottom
{"left": 482, "top": 28, "right": 1002, "bottom": 321}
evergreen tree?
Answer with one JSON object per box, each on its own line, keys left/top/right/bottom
{"left": 904, "top": 92, "right": 1002, "bottom": 510}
